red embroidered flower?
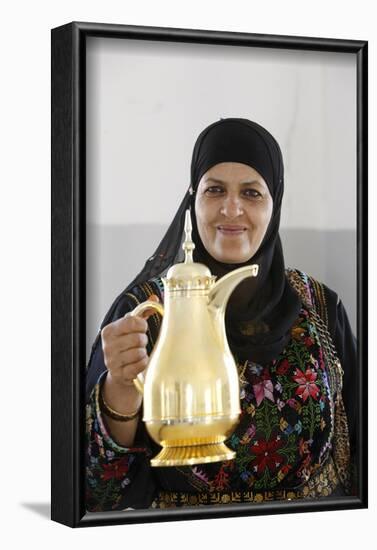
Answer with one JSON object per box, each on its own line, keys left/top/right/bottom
{"left": 277, "top": 359, "right": 290, "bottom": 375}
{"left": 251, "top": 438, "right": 284, "bottom": 472}
{"left": 261, "top": 368, "right": 271, "bottom": 381}
{"left": 293, "top": 368, "right": 320, "bottom": 402}
{"left": 102, "top": 457, "right": 129, "bottom": 481}
{"left": 304, "top": 336, "right": 314, "bottom": 347}
{"left": 213, "top": 464, "right": 230, "bottom": 490}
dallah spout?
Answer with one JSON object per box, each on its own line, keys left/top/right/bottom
{"left": 208, "top": 265, "right": 259, "bottom": 318}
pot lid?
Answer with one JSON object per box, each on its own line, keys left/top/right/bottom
{"left": 164, "top": 210, "right": 216, "bottom": 291}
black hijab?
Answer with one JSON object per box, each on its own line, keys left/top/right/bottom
{"left": 123, "top": 118, "right": 302, "bottom": 364}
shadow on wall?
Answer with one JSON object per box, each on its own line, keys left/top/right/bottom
{"left": 86, "top": 224, "right": 357, "bottom": 361}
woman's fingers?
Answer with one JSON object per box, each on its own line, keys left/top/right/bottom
{"left": 104, "top": 296, "right": 160, "bottom": 338}
{"left": 119, "top": 346, "right": 147, "bottom": 366}
{"left": 100, "top": 295, "right": 160, "bottom": 383}
{"left": 104, "top": 345, "right": 148, "bottom": 374}
{"left": 110, "top": 356, "right": 149, "bottom": 386}
{"left": 102, "top": 330, "right": 147, "bottom": 357}
{"left": 103, "top": 315, "right": 148, "bottom": 339}
{"left": 118, "top": 332, "right": 148, "bottom": 352}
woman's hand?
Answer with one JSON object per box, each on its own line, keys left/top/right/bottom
{"left": 101, "top": 294, "right": 160, "bottom": 389}
{"left": 99, "top": 294, "right": 160, "bottom": 446}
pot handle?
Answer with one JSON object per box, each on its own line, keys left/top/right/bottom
{"left": 127, "top": 300, "right": 165, "bottom": 394}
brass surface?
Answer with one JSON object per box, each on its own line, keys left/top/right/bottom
{"left": 129, "top": 210, "right": 259, "bottom": 467}
{"left": 150, "top": 442, "right": 236, "bottom": 467}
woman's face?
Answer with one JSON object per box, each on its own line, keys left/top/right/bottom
{"left": 194, "top": 162, "right": 273, "bottom": 264}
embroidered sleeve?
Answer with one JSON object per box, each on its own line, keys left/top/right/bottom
{"left": 85, "top": 375, "right": 157, "bottom": 512}
{"left": 85, "top": 279, "right": 163, "bottom": 511}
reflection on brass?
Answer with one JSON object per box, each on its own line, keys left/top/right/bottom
{"left": 129, "top": 210, "right": 259, "bottom": 467}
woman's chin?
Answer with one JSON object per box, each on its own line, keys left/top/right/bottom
{"left": 212, "top": 252, "right": 252, "bottom": 265}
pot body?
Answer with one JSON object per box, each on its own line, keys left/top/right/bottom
{"left": 141, "top": 291, "right": 241, "bottom": 466}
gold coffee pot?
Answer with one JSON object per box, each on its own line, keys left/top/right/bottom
{"left": 129, "top": 210, "right": 258, "bottom": 467}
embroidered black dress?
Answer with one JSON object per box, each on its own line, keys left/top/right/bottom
{"left": 85, "top": 269, "right": 357, "bottom": 512}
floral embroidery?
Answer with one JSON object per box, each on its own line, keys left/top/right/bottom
{"left": 253, "top": 378, "right": 275, "bottom": 406}
{"left": 102, "top": 457, "right": 130, "bottom": 481}
{"left": 293, "top": 368, "right": 320, "bottom": 401}
{"left": 250, "top": 437, "right": 284, "bottom": 473}
{"left": 177, "top": 307, "right": 334, "bottom": 494}
{"left": 213, "top": 464, "right": 230, "bottom": 490}
{"left": 277, "top": 359, "right": 290, "bottom": 375}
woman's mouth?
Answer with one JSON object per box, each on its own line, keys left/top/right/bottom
{"left": 217, "top": 225, "right": 247, "bottom": 236}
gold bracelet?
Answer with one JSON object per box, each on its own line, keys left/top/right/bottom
{"left": 99, "top": 388, "right": 141, "bottom": 422}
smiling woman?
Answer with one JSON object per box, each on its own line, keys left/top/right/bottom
{"left": 195, "top": 163, "right": 273, "bottom": 264}
{"left": 85, "top": 118, "right": 357, "bottom": 512}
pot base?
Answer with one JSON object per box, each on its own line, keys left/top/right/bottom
{"left": 150, "top": 441, "right": 235, "bottom": 467}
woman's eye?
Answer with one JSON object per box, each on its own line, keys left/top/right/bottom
{"left": 204, "top": 186, "right": 262, "bottom": 199}
{"left": 243, "top": 189, "right": 262, "bottom": 199}
{"left": 205, "top": 186, "right": 224, "bottom": 194}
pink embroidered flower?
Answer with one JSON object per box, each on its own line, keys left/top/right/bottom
{"left": 253, "top": 379, "right": 274, "bottom": 406}
{"left": 293, "top": 368, "right": 320, "bottom": 402}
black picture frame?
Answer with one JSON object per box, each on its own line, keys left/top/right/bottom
{"left": 51, "top": 21, "right": 368, "bottom": 528}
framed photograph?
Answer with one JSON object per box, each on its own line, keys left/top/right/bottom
{"left": 51, "top": 21, "right": 368, "bottom": 527}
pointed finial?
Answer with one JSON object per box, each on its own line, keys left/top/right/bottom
{"left": 182, "top": 209, "right": 195, "bottom": 264}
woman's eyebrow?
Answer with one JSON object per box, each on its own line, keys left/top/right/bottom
{"left": 205, "top": 177, "right": 263, "bottom": 186}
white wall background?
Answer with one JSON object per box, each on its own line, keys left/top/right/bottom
{"left": 1, "top": 1, "right": 375, "bottom": 549}
{"left": 86, "top": 37, "right": 357, "bottom": 356}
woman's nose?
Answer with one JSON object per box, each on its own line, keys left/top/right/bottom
{"left": 220, "top": 195, "right": 244, "bottom": 218}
